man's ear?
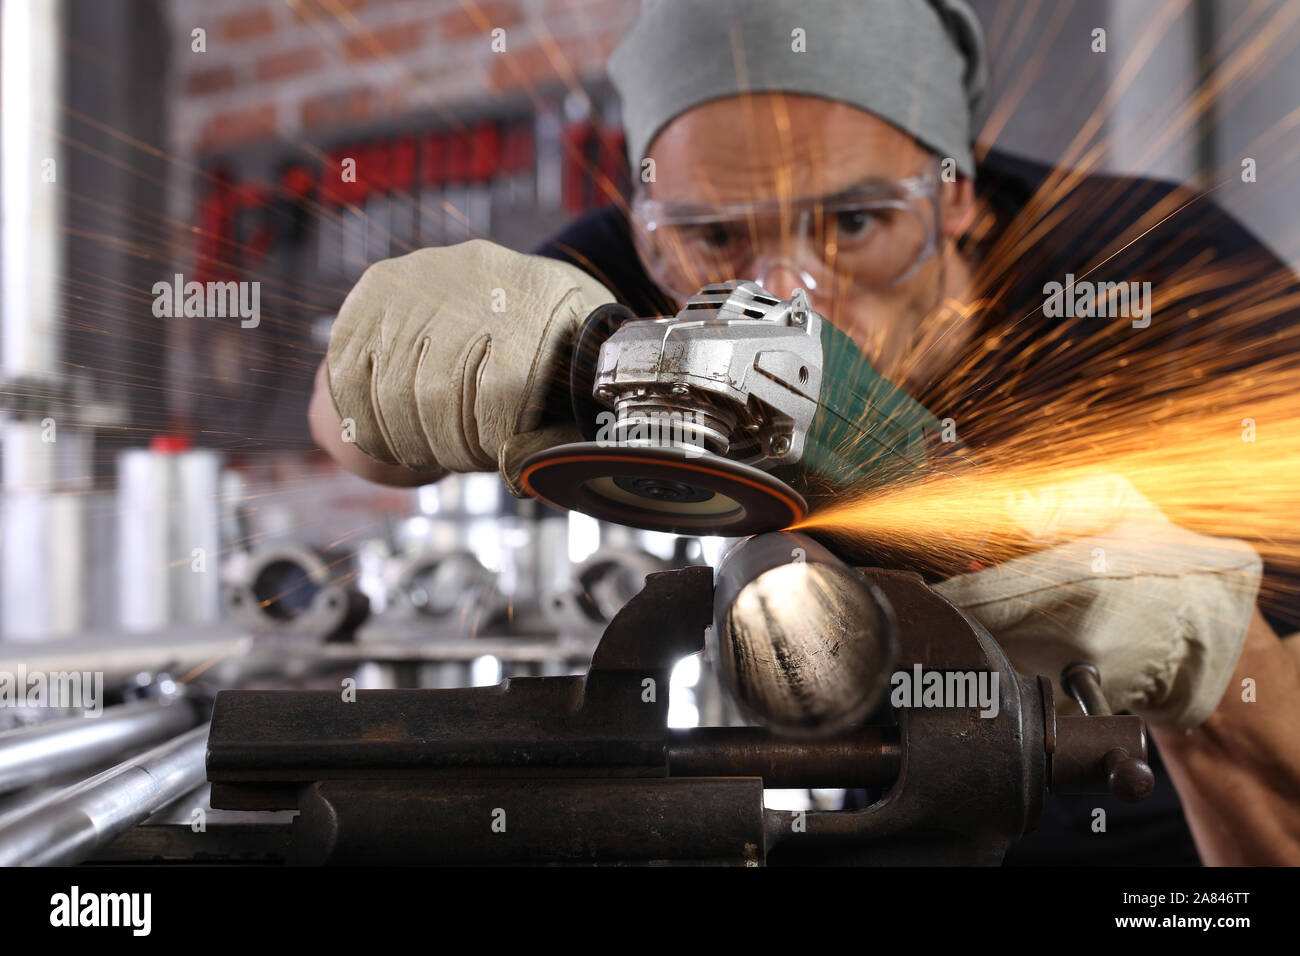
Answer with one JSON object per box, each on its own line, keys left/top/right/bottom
{"left": 941, "top": 174, "right": 977, "bottom": 238}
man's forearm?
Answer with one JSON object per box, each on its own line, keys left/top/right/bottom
{"left": 1153, "top": 608, "right": 1300, "bottom": 865}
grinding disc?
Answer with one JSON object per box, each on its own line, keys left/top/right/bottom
{"left": 520, "top": 443, "right": 807, "bottom": 535}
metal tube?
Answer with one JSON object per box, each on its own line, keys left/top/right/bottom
{"left": 713, "top": 531, "right": 897, "bottom": 736}
{"left": 0, "top": 699, "right": 200, "bottom": 794}
{"left": 0, "top": 627, "right": 247, "bottom": 683}
{"left": 667, "top": 727, "right": 901, "bottom": 788}
{"left": 0, "top": 724, "right": 208, "bottom": 866}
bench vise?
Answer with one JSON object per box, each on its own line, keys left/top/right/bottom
{"left": 207, "top": 537, "right": 1152, "bottom": 865}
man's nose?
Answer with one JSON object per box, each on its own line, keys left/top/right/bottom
{"left": 753, "top": 260, "right": 814, "bottom": 303}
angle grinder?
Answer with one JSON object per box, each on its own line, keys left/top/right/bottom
{"left": 520, "top": 280, "right": 944, "bottom": 536}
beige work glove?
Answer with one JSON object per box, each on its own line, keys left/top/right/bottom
{"left": 934, "top": 474, "right": 1262, "bottom": 732}
{"left": 325, "top": 240, "right": 615, "bottom": 496}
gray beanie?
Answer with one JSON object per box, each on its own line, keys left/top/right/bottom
{"left": 607, "top": 0, "right": 988, "bottom": 177}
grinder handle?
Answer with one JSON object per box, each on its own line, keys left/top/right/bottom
{"left": 570, "top": 302, "right": 636, "bottom": 442}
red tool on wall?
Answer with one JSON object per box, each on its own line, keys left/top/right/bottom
{"left": 317, "top": 146, "right": 352, "bottom": 278}
{"left": 596, "top": 107, "right": 629, "bottom": 207}
{"left": 234, "top": 181, "right": 275, "bottom": 271}
{"left": 389, "top": 135, "right": 417, "bottom": 256}
{"left": 443, "top": 129, "right": 472, "bottom": 244}
{"left": 418, "top": 130, "right": 446, "bottom": 248}
{"left": 562, "top": 109, "right": 593, "bottom": 215}
{"left": 361, "top": 140, "right": 392, "bottom": 267}
{"left": 337, "top": 142, "right": 369, "bottom": 278}
{"left": 194, "top": 166, "right": 238, "bottom": 286}
{"left": 468, "top": 120, "right": 501, "bottom": 237}
{"left": 505, "top": 122, "right": 535, "bottom": 208}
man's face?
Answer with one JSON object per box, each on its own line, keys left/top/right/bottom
{"left": 641, "top": 93, "right": 976, "bottom": 389}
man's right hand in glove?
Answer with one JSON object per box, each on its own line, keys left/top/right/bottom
{"left": 308, "top": 240, "right": 615, "bottom": 494}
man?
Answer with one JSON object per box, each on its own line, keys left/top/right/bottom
{"left": 309, "top": 0, "right": 1300, "bottom": 864}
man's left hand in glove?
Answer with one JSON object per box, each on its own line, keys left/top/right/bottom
{"left": 935, "top": 473, "right": 1261, "bottom": 733}
{"left": 934, "top": 473, "right": 1300, "bottom": 864}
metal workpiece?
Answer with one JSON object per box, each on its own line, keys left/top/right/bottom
{"left": 0, "top": 697, "right": 203, "bottom": 795}
{"left": 226, "top": 543, "right": 369, "bottom": 640}
{"left": 0, "top": 724, "right": 209, "bottom": 866}
{"left": 713, "top": 531, "right": 897, "bottom": 737}
{"left": 209, "top": 690, "right": 901, "bottom": 798}
{"left": 593, "top": 280, "right": 823, "bottom": 468}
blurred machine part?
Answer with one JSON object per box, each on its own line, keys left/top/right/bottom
{"left": 380, "top": 550, "right": 505, "bottom": 632}
{"left": 1, "top": 419, "right": 85, "bottom": 640}
{"left": 117, "top": 442, "right": 222, "bottom": 633}
{"left": 495, "top": 506, "right": 573, "bottom": 635}
{"left": 226, "top": 543, "right": 369, "bottom": 642}
{"left": 544, "top": 546, "right": 671, "bottom": 632}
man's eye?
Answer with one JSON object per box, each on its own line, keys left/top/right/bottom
{"left": 684, "top": 223, "right": 737, "bottom": 250}
{"left": 834, "top": 209, "right": 885, "bottom": 240}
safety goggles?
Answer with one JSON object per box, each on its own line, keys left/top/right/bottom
{"left": 630, "top": 160, "right": 943, "bottom": 303}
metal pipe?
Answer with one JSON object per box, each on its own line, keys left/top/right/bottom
{"left": 713, "top": 531, "right": 897, "bottom": 736}
{"left": 0, "top": 626, "right": 247, "bottom": 683}
{"left": 667, "top": 726, "right": 900, "bottom": 788}
{"left": 0, "top": 724, "right": 208, "bottom": 866}
{"left": 0, "top": 698, "right": 200, "bottom": 794}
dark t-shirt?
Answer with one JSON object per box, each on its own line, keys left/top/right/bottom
{"left": 534, "top": 149, "right": 1299, "bottom": 864}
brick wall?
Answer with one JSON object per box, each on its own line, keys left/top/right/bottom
{"left": 164, "top": 0, "right": 638, "bottom": 156}
{"left": 161, "top": 0, "right": 640, "bottom": 239}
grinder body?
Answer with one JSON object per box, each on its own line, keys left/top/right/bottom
{"left": 521, "top": 280, "right": 942, "bottom": 536}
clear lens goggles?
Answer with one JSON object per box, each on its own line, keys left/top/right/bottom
{"left": 631, "top": 160, "right": 942, "bottom": 303}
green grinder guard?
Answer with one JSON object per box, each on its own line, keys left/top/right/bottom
{"left": 772, "top": 318, "right": 943, "bottom": 510}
